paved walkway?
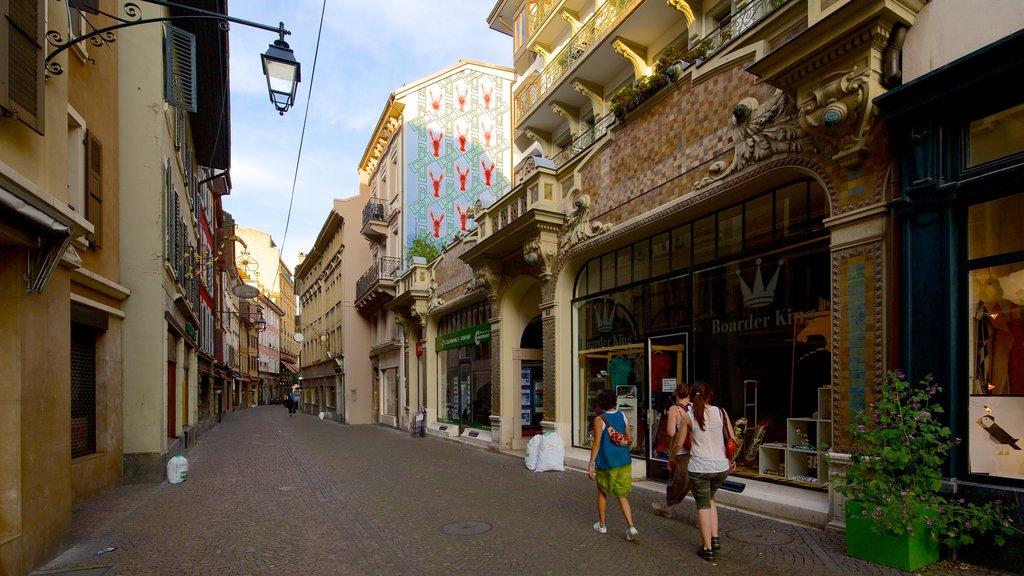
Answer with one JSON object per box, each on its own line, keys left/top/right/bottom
{"left": 34, "top": 407, "right": 1014, "bottom": 576}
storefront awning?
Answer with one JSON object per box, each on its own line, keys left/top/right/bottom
{"left": 281, "top": 359, "right": 298, "bottom": 373}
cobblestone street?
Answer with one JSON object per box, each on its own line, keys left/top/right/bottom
{"left": 34, "top": 407, "right": 1015, "bottom": 576}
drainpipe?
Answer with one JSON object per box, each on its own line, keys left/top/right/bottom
{"left": 882, "top": 24, "right": 908, "bottom": 89}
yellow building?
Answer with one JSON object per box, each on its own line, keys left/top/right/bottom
{"left": 1, "top": 1, "right": 124, "bottom": 574}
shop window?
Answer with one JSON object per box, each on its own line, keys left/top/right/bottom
{"left": 616, "top": 247, "right": 633, "bottom": 285}
{"left": 968, "top": 102, "right": 1024, "bottom": 168}
{"left": 651, "top": 233, "right": 671, "bottom": 277}
{"left": 744, "top": 193, "right": 773, "bottom": 249}
{"left": 587, "top": 259, "right": 600, "bottom": 295}
{"left": 968, "top": 194, "right": 1024, "bottom": 260}
{"left": 693, "top": 215, "right": 716, "bottom": 264}
{"left": 966, "top": 193, "right": 1024, "bottom": 481}
{"left": 601, "top": 253, "right": 616, "bottom": 290}
{"left": 633, "top": 241, "right": 650, "bottom": 282}
{"left": 648, "top": 275, "right": 690, "bottom": 333}
{"left": 776, "top": 182, "right": 809, "bottom": 239}
{"left": 671, "top": 225, "right": 691, "bottom": 270}
{"left": 718, "top": 205, "right": 743, "bottom": 258}
{"left": 71, "top": 323, "right": 98, "bottom": 459}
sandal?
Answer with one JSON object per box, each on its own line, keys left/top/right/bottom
{"left": 711, "top": 536, "right": 721, "bottom": 551}
{"left": 697, "top": 547, "right": 714, "bottom": 562}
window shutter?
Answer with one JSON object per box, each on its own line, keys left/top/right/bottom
{"left": 85, "top": 130, "right": 103, "bottom": 248}
{"left": 2, "top": 0, "right": 46, "bottom": 135}
{"left": 164, "top": 25, "right": 197, "bottom": 112}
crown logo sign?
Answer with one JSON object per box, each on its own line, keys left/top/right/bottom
{"left": 596, "top": 296, "right": 617, "bottom": 333}
{"left": 736, "top": 258, "right": 784, "bottom": 309}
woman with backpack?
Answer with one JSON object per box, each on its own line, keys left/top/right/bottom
{"left": 587, "top": 388, "right": 639, "bottom": 542}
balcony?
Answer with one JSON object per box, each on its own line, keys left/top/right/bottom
{"left": 513, "top": 0, "right": 685, "bottom": 139}
{"left": 355, "top": 256, "right": 402, "bottom": 312}
{"left": 551, "top": 113, "right": 616, "bottom": 168}
{"left": 461, "top": 160, "right": 564, "bottom": 272}
{"left": 361, "top": 198, "right": 389, "bottom": 240}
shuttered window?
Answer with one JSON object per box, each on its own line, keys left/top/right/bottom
{"left": 164, "top": 24, "right": 197, "bottom": 112}
{"left": 1, "top": 0, "right": 46, "bottom": 134}
{"left": 85, "top": 131, "right": 103, "bottom": 247}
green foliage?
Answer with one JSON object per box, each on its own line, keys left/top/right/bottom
{"left": 836, "top": 371, "right": 1021, "bottom": 548}
{"left": 609, "top": 72, "right": 670, "bottom": 119}
{"left": 683, "top": 37, "right": 716, "bottom": 63}
{"left": 406, "top": 233, "right": 440, "bottom": 264}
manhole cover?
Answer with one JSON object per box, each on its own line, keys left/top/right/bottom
{"left": 441, "top": 520, "right": 492, "bottom": 536}
{"left": 725, "top": 528, "right": 793, "bottom": 545}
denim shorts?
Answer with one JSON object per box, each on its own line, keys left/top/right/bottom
{"left": 688, "top": 470, "right": 729, "bottom": 509}
{"left": 595, "top": 464, "right": 633, "bottom": 497}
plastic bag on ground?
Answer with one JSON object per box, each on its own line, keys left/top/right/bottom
{"left": 524, "top": 434, "right": 542, "bottom": 470}
{"left": 534, "top": 432, "right": 565, "bottom": 472}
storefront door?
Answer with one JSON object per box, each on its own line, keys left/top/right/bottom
{"left": 646, "top": 333, "right": 688, "bottom": 480}
{"left": 521, "top": 360, "right": 544, "bottom": 436}
{"left": 458, "top": 360, "right": 472, "bottom": 432}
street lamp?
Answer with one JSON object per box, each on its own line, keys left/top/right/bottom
{"left": 45, "top": 1, "right": 301, "bottom": 115}
{"left": 262, "top": 27, "right": 301, "bottom": 115}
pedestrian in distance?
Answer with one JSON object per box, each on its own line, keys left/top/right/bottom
{"left": 587, "top": 388, "right": 639, "bottom": 542}
{"left": 652, "top": 381, "right": 692, "bottom": 519}
{"left": 678, "top": 380, "right": 737, "bottom": 562}
{"left": 287, "top": 390, "right": 298, "bottom": 417}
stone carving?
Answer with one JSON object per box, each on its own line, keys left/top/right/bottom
{"left": 560, "top": 194, "right": 611, "bottom": 252}
{"left": 466, "top": 265, "right": 498, "bottom": 294}
{"left": 426, "top": 275, "right": 444, "bottom": 313}
{"left": 523, "top": 236, "right": 556, "bottom": 281}
{"left": 799, "top": 68, "right": 875, "bottom": 168}
{"left": 695, "top": 90, "right": 813, "bottom": 189}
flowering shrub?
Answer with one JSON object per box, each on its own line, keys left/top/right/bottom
{"left": 836, "top": 370, "right": 1021, "bottom": 548}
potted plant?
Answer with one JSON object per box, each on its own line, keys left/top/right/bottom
{"left": 835, "top": 370, "right": 1021, "bottom": 571}
{"left": 682, "top": 37, "right": 716, "bottom": 65}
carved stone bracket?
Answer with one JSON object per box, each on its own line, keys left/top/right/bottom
{"left": 666, "top": 0, "right": 696, "bottom": 25}
{"left": 559, "top": 194, "right": 611, "bottom": 254}
{"left": 799, "top": 68, "right": 876, "bottom": 168}
{"left": 550, "top": 101, "right": 581, "bottom": 138}
{"left": 524, "top": 235, "right": 557, "bottom": 282}
{"left": 426, "top": 273, "right": 445, "bottom": 314}
{"left": 612, "top": 37, "right": 650, "bottom": 79}
{"left": 466, "top": 261, "right": 500, "bottom": 295}
{"left": 695, "top": 90, "right": 814, "bottom": 190}
{"left": 572, "top": 79, "right": 606, "bottom": 117}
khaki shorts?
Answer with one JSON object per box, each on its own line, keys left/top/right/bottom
{"left": 689, "top": 470, "right": 729, "bottom": 509}
{"left": 595, "top": 464, "right": 633, "bottom": 497}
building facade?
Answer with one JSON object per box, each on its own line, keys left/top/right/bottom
{"left": 876, "top": 1, "right": 1024, "bottom": 565}
{"left": 295, "top": 195, "right": 372, "bottom": 423}
{"left": 119, "top": 0, "right": 230, "bottom": 482}
{"left": 388, "top": 0, "right": 934, "bottom": 530}
{"left": 1, "top": 1, "right": 124, "bottom": 573}
{"left": 358, "top": 59, "right": 515, "bottom": 432}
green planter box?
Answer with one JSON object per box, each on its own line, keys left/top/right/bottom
{"left": 845, "top": 501, "right": 939, "bottom": 571}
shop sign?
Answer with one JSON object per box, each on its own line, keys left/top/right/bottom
{"left": 711, "top": 308, "right": 821, "bottom": 335}
{"left": 184, "top": 322, "right": 198, "bottom": 340}
{"left": 416, "top": 340, "right": 424, "bottom": 356}
{"left": 436, "top": 323, "right": 491, "bottom": 351}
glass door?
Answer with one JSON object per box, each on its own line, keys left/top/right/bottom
{"left": 646, "top": 333, "right": 689, "bottom": 480}
{"left": 458, "top": 360, "right": 472, "bottom": 432}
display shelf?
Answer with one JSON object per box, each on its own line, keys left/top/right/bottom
{"left": 758, "top": 387, "right": 832, "bottom": 484}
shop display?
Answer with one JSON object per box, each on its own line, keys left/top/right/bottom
{"left": 758, "top": 386, "right": 832, "bottom": 485}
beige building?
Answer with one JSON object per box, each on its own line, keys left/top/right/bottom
{"left": 295, "top": 194, "right": 373, "bottom": 423}
{"left": 1, "top": 1, "right": 125, "bottom": 574}
{"left": 118, "top": 1, "right": 230, "bottom": 482}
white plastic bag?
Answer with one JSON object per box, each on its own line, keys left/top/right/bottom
{"left": 524, "top": 434, "right": 543, "bottom": 470}
{"left": 166, "top": 454, "right": 189, "bottom": 484}
{"left": 534, "top": 432, "right": 565, "bottom": 472}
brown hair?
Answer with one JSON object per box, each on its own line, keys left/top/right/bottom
{"left": 671, "top": 381, "right": 689, "bottom": 402}
{"left": 689, "top": 380, "right": 713, "bottom": 430}
{"left": 596, "top": 388, "right": 617, "bottom": 411}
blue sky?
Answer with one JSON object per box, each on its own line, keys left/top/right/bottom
{"left": 224, "top": 0, "right": 512, "bottom": 270}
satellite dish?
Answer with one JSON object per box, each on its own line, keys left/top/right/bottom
{"left": 293, "top": 332, "right": 305, "bottom": 343}
{"left": 231, "top": 284, "right": 259, "bottom": 299}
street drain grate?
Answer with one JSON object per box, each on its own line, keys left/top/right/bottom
{"left": 441, "top": 520, "right": 492, "bottom": 536}
{"left": 726, "top": 528, "right": 793, "bottom": 545}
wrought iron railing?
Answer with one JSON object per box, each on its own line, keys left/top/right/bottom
{"left": 362, "top": 197, "right": 388, "bottom": 227}
{"left": 699, "top": 0, "right": 788, "bottom": 61}
{"left": 356, "top": 256, "right": 402, "bottom": 301}
{"left": 528, "top": 0, "right": 558, "bottom": 36}
{"left": 552, "top": 113, "right": 617, "bottom": 168}
{"left": 515, "top": 0, "right": 638, "bottom": 123}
